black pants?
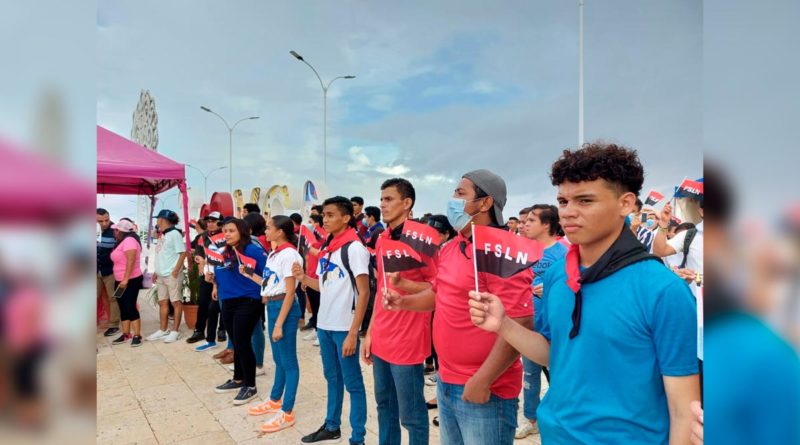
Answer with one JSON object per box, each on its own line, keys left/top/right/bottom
{"left": 195, "top": 279, "right": 213, "bottom": 334}
{"left": 115, "top": 276, "right": 143, "bottom": 322}
{"left": 361, "top": 291, "right": 375, "bottom": 332}
{"left": 296, "top": 287, "right": 307, "bottom": 321}
{"left": 425, "top": 311, "right": 439, "bottom": 369}
{"left": 207, "top": 298, "right": 224, "bottom": 342}
{"left": 221, "top": 297, "right": 262, "bottom": 388}
{"left": 306, "top": 288, "right": 320, "bottom": 329}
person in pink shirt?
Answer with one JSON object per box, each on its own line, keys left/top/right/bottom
{"left": 109, "top": 219, "right": 144, "bottom": 347}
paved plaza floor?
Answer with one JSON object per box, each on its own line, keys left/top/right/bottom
{"left": 96, "top": 293, "right": 545, "bottom": 444}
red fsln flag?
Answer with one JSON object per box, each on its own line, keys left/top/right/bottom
{"left": 204, "top": 247, "right": 225, "bottom": 267}
{"left": 677, "top": 179, "right": 704, "bottom": 201}
{"left": 399, "top": 219, "right": 441, "bottom": 258}
{"left": 644, "top": 189, "right": 664, "bottom": 206}
{"left": 473, "top": 225, "right": 544, "bottom": 278}
{"left": 377, "top": 238, "right": 425, "bottom": 273}
{"left": 314, "top": 225, "right": 328, "bottom": 240}
{"left": 235, "top": 249, "right": 257, "bottom": 275}
{"left": 209, "top": 232, "right": 227, "bottom": 249}
{"left": 299, "top": 225, "right": 316, "bottom": 247}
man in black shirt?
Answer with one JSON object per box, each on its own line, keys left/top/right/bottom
{"left": 97, "top": 208, "right": 121, "bottom": 337}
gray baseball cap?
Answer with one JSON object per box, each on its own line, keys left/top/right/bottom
{"left": 462, "top": 169, "right": 506, "bottom": 226}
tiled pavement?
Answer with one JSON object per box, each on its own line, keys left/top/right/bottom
{"left": 97, "top": 292, "right": 545, "bottom": 444}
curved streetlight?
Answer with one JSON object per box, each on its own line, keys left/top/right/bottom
{"left": 290, "top": 50, "right": 355, "bottom": 184}
{"left": 200, "top": 106, "right": 259, "bottom": 195}
{"left": 186, "top": 164, "right": 228, "bottom": 200}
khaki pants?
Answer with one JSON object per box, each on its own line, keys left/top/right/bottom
{"left": 97, "top": 272, "right": 120, "bottom": 327}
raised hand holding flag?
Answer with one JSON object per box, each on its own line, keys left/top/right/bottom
{"left": 644, "top": 189, "right": 664, "bottom": 206}
{"left": 235, "top": 249, "right": 257, "bottom": 276}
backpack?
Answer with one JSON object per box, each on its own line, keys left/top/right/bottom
{"left": 679, "top": 228, "right": 698, "bottom": 269}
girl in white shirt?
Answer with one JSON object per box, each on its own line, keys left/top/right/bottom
{"left": 242, "top": 215, "right": 304, "bottom": 433}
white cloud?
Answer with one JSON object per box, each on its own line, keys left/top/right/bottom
{"left": 469, "top": 80, "right": 496, "bottom": 94}
{"left": 376, "top": 164, "right": 410, "bottom": 175}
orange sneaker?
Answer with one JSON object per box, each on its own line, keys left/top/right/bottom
{"left": 260, "top": 411, "right": 296, "bottom": 433}
{"left": 247, "top": 398, "right": 281, "bottom": 416}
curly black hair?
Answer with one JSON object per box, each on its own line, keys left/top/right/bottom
{"left": 549, "top": 142, "right": 644, "bottom": 196}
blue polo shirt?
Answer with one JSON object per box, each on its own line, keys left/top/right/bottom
{"left": 537, "top": 258, "right": 698, "bottom": 444}
{"left": 214, "top": 243, "right": 266, "bottom": 300}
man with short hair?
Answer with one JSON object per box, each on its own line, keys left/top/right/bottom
{"left": 147, "top": 209, "right": 188, "bottom": 343}
{"left": 362, "top": 178, "right": 437, "bottom": 445}
{"left": 384, "top": 169, "right": 534, "bottom": 444}
{"left": 351, "top": 196, "right": 368, "bottom": 239}
{"left": 363, "top": 206, "right": 384, "bottom": 248}
{"left": 506, "top": 216, "right": 519, "bottom": 234}
{"left": 469, "top": 144, "right": 700, "bottom": 444}
{"left": 515, "top": 204, "right": 568, "bottom": 440}
{"left": 243, "top": 203, "right": 261, "bottom": 214}
{"left": 293, "top": 197, "right": 371, "bottom": 445}
{"left": 97, "top": 208, "right": 121, "bottom": 336}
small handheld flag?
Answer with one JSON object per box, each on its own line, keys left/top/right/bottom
{"left": 235, "top": 249, "right": 257, "bottom": 275}
{"left": 209, "top": 233, "right": 226, "bottom": 249}
{"left": 399, "top": 219, "right": 442, "bottom": 258}
{"left": 472, "top": 224, "right": 544, "bottom": 278}
{"left": 675, "top": 178, "right": 704, "bottom": 201}
{"left": 644, "top": 189, "right": 664, "bottom": 206}
{"left": 204, "top": 247, "right": 225, "bottom": 267}
{"left": 378, "top": 238, "right": 425, "bottom": 273}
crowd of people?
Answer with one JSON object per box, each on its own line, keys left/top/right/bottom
{"left": 97, "top": 142, "right": 704, "bottom": 445}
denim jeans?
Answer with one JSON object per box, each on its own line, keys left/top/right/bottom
{"left": 522, "top": 295, "right": 545, "bottom": 421}
{"left": 372, "top": 354, "right": 428, "bottom": 445}
{"left": 437, "top": 381, "right": 518, "bottom": 445}
{"left": 317, "top": 329, "right": 367, "bottom": 444}
{"left": 266, "top": 298, "right": 301, "bottom": 412}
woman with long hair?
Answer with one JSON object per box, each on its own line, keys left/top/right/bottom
{"left": 243, "top": 215, "right": 303, "bottom": 433}
{"left": 212, "top": 218, "right": 267, "bottom": 406}
{"left": 109, "top": 219, "right": 144, "bottom": 347}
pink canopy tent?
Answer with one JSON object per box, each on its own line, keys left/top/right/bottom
{"left": 0, "top": 139, "right": 94, "bottom": 222}
{"left": 96, "top": 125, "right": 191, "bottom": 251}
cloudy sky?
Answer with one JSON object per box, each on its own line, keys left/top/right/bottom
{"left": 96, "top": 0, "right": 702, "bottom": 221}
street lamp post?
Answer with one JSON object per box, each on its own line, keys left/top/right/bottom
{"left": 186, "top": 164, "right": 228, "bottom": 199}
{"left": 290, "top": 50, "right": 355, "bottom": 185}
{"left": 200, "top": 106, "right": 259, "bottom": 195}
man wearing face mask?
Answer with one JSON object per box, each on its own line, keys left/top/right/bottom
{"left": 636, "top": 209, "right": 659, "bottom": 252}
{"left": 383, "top": 169, "right": 533, "bottom": 444}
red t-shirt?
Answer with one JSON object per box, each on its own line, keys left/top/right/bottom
{"left": 433, "top": 231, "right": 534, "bottom": 399}
{"left": 371, "top": 226, "right": 438, "bottom": 365}
{"left": 305, "top": 239, "right": 323, "bottom": 279}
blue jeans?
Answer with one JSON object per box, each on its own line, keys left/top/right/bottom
{"left": 252, "top": 317, "right": 265, "bottom": 367}
{"left": 266, "top": 298, "right": 301, "bottom": 412}
{"left": 317, "top": 329, "right": 367, "bottom": 444}
{"left": 522, "top": 295, "right": 544, "bottom": 421}
{"left": 437, "top": 381, "right": 518, "bottom": 445}
{"left": 372, "top": 354, "right": 428, "bottom": 445}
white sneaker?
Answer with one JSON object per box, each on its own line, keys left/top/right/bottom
{"left": 515, "top": 421, "right": 539, "bottom": 439}
{"left": 146, "top": 329, "right": 169, "bottom": 341}
{"left": 312, "top": 338, "right": 319, "bottom": 347}
{"left": 163, "top": 330, "right": 181, "bottom": 343}
{"left": 255, "top": 366, "right": 265, "bottom": 376}
{"left": 425, "top": 373, "right": 438, "bottom": 387}
{"left": 302, "top": 331, "right": 317, "bottom": 341}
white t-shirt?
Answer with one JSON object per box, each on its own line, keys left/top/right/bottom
{"left": 316, "top": 242, "right": 370, "bottom": 331}
{"left": 261, "top": 246, "right": 303, "bottom": 297}
{"left": 666, "top": 221, "right": 704, "bottom": 282}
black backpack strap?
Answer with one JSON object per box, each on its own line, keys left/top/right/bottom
{"left": 679, "top": 228, "right": 697, "bottom": 269}
{"left": 339, "top": 241, "right": 358, "bottom": 312}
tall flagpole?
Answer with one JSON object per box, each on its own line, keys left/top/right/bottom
{"left": 578, "top": 0, "right": 585, "bottom": 146}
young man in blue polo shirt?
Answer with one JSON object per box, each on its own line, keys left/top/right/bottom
{"left": 469, "top": 143, "right": 700, "bottom": 444}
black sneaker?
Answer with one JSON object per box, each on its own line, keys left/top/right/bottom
{"left": 217, "top": 329, "right": 227, "bottom": 342}
{"left": 301, "top": 423, "right": 342, "bottom": 443}
{"left": 186, "top": 330, "right": 204, "bottom": 344}
{"left": 131, "top": 336, "right": 143, "bottom": 347}
{"left": 111, "top": 333, "right": 130, "bottom": 345}
{"left": 232, "top": 386, "right": 258, "bottom": 406}
{"left": 103, "top": 327, "right": 120, "bottom": 337}
{"left": 214, "top": 379, "right": 244, "bottom": 394}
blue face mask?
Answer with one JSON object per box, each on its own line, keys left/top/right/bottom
{"left": 362, "top": 218, "right": 369, "bottom": 228}
{"left": 645, "top": 219, "right": 656, "bottom": 228}
{"left": 447, "top": 198, "right": 479, "bottom": 232}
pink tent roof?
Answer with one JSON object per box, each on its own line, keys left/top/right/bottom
{"left": 0, "top": 139, "right": 94, "bottom": 222}
{"left": 97, "top": 125, "right": 185, "bottom": 195}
